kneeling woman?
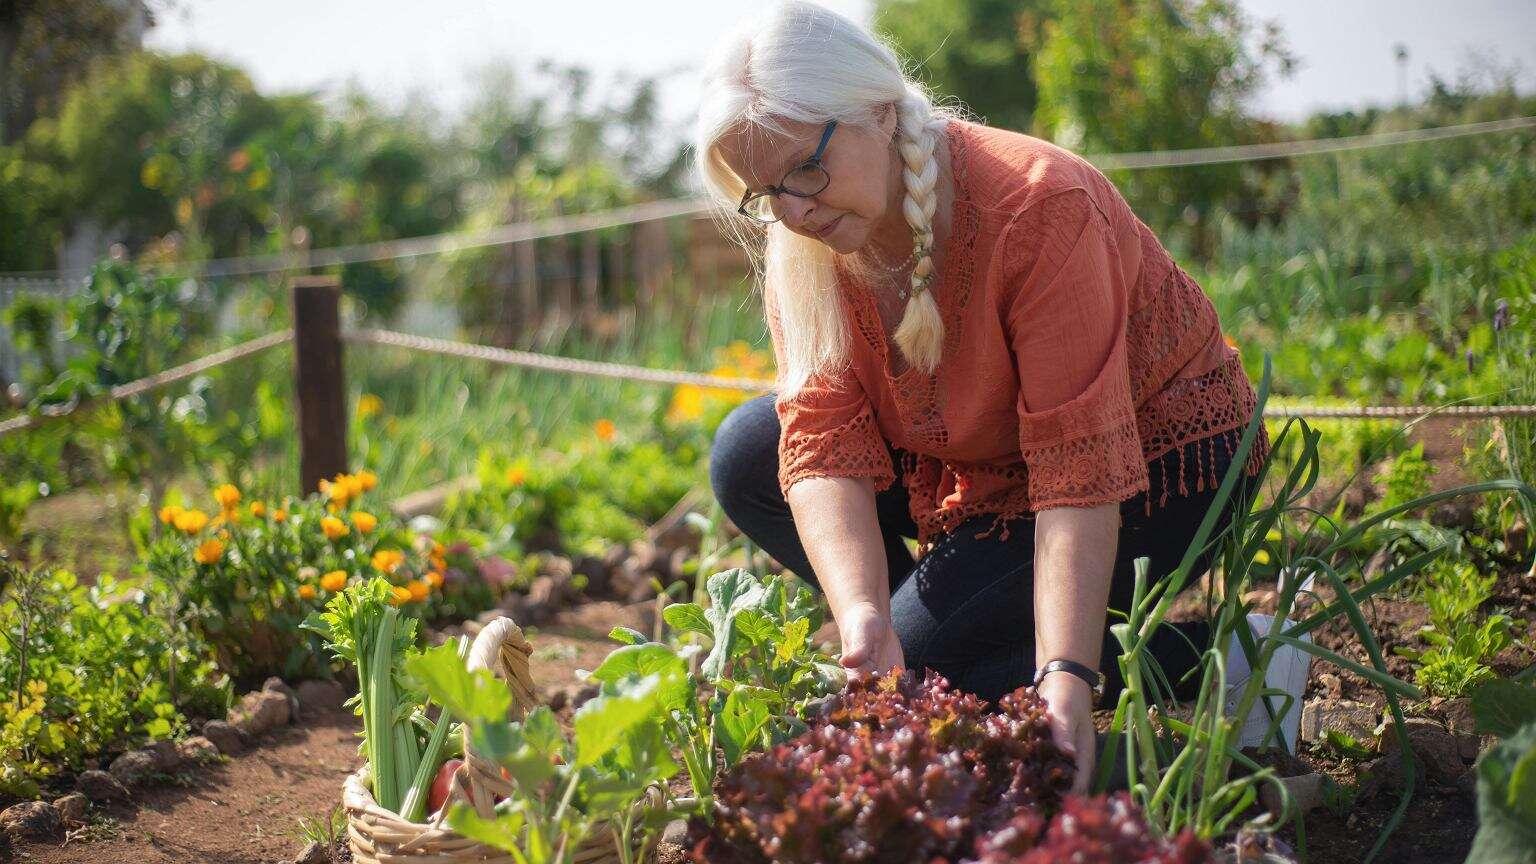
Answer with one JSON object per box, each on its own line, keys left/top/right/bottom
{"left": 694, "top": 1, "right": 1310, "bottom": 791}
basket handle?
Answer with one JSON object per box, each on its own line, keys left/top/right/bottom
{"left": 446, "top": 616, "right": 539, "bottom": 819}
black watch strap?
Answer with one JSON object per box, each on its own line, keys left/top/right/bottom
{"left": 1033, "top": 658, "right": 1105, "bottom": 703}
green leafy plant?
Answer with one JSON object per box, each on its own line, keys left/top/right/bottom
{"left": 1465, "top": 721, "right": 1536, "bottom": 864}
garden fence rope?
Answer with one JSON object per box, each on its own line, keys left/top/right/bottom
{"left": 0, "top": 329, "right": 293, "bottom": 437}
{"left": 2, "top": 115, "right": 1531, "bottom": 283}
{"left": 2, "top": 327, "right": 1533, "bottom": 442}
{"left": 345, "top": 328, "right": 1536, "bottom": 419}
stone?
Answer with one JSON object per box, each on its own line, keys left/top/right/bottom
{"left": 144, "top": 739, "right": 183, "bottom": 773}
{"left": 1379, "top": 718, "right": 1466, "bottom": 785}
{"left": 52, "top": 793, "right": 89, "bottom": 827}
{"left": 1317, "top": 672, "right": 1343, "bottom": 700}
{"left": 201, "top": 720, "right": 248, "bottom": 755}
{"left": 74, "top": 769, "right": 129, "bottom": 802}
{"left": 660, "top": 817, "right": 690, "bottom": 847}
{"left": 295, "top": 679, "right": 348, "bottom": 715}
{"left": 547, "top": 688, "right": 569, "bottom": 713}
{"left": 263, "top": 677, "right": 302, "bottom": 718}
{"left": 571, "top": 553, "right": 610, "bottom": 596}
{"left": 229, "top": 689, "right": 291, "bottom": 736}
{"left": 1259, "top": 772, "right": 1327, "bottom": 817}
{"left": 176, "top": 736, "right": 221, "bottom": 764}
{"left": 1358, "top": 753, "right": 1407, "bottom": 799}
{"left": 1, "top": 801, "right": 60, "bottom": 839}
{"left": 1439, "top": 698, "right": 1484, "bottom": 760}
{"left": 293, "top": 840, "right": 329, "bottom": 864}
{"left": 572, "top": 683, "right": 600, "bottom": 711}
{"left": 1299, "top": 698, "right": 1380, "bottom": 743}
{"left": 108, "top": 749, "right": 159, "bottom": 786}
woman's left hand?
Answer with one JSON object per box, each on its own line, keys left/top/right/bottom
{"left": 1036, "top": 671, "right": 1097, "bottom": 795}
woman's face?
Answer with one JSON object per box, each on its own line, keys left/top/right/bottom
{"left": 716, "top": 105, "right": 899, "bottom": 254}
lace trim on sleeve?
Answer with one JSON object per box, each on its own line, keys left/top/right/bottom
{"left": 776, "top": 403, "right": 896, "bottom": 499}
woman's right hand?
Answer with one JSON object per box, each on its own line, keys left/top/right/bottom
{"left": 836, "top": 602, "right": 905, "bottom": 674}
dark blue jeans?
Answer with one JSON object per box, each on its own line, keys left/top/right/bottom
{"left": 709, "top": 393, "right": 1250, "bottom": 705}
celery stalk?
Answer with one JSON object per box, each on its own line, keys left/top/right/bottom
{"left": 401, "top": 636, "right": 470, "bottom": 821}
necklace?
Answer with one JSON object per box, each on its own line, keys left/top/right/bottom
{"left": 853, "top": 243, "right": 919, "bottom": 275}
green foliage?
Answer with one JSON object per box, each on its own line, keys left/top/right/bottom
{"left": 1032, "top": 0, "right": 1292, "bottom": 255}
{"left": 1372, "top": 442, "right": 1438, "bottom": 517}
{"left": 1472, "top": 680, "right": 1536, "bottom": 739}
{"left": 1466, "top": 721, "right": 1536, "bottom": 864}
{"left": 0, "top": 561, "right": 228, "bottom": 798}
{"left": 1402, "top": 560, "right": 1514, "bottom": 699}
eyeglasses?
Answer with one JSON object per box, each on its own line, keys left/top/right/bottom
{"left": 737, "top": 120, "right": 837, "bottom": 224}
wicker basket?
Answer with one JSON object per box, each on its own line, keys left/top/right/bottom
{"left": 343, "top": 616, "right": 663, "bottom": 864}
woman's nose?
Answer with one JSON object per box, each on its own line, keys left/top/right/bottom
{"left": 779, "top": 195, "right": 819, "bottom": 232}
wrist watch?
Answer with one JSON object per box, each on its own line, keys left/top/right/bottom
{"left": 1033, "top": 658, "right": 1105, "bottom": 705}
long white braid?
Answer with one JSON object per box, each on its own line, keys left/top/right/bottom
{"left": 890, "top": 92, "right": 947, "bottom": 374}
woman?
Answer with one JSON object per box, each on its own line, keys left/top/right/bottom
{"left": 694, "top": 0, "right": 1310, "bottom": 791}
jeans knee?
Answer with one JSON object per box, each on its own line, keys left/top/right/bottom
{"left": 709, "top": 395, "right": 779, "bottom": 514}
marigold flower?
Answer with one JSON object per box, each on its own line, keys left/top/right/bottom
{"left": 351, "top": 511, "right": 378, "bottom": 534}
{"left": 407, "top": 580, "right": 430, "bottom": 602}
{"left": 372, "top": 549, "right": 405, "bottom": 574}
{"left": 158, "top": 504, "right": 184, "bottom": 525}
{"left": 504, "top": 465, "right": 528, "bottom": 486}
{"left": 173, "top": 509, "right": 210, "bottom": 534}
{"left": 272, "top": 508, "right": 288, "bottom": 522}
{"left": 214, "top": 483, "right": 241, "bottom": 510}
{"left": 1223, "top": 332, "right": 1239, "bottom": 351}
{"left": 321, "top": 516, "right": 349, "bottom": 541}
{"left": 425, "top": 570, "right": 445, "bottom": 589}
{"left": 250, "top": 500, "right": 266, "bottom": 518}
{"left": 593, "top": 418, "right": 616, "bottom": 442}
{"left": 356, "top": 470, "right": 378, "bottom": 491}
{"left": 388, "top": 585, "right": 413, "bottom": 606}
{"left": 298, "top": 584, "right": 317, "bottom": 600}
{"left": 320, "top": 570, "right": 348, "bottom": 592}
{"left": 357, "top": 393, "right": 384, "bottom": 420}
{"left": 193, "top": 538, "right": 224, "bottom": 565}
{"left": 430, "top": 553, "right": 448, "bottom": 572}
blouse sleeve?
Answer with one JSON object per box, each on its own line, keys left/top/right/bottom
{"left": 763, "top": 285, "right": 896, "bottom": 499}
{"left": 1001, "top": 189, "right": 1148, "bottom": 510}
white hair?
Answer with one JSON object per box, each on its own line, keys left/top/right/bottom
{"left": 692, "top": 0, "right": 971, "bottom": 400}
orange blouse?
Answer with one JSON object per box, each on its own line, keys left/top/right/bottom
{"left": 765, "top": 118, "right": 1271, "bottom": 553}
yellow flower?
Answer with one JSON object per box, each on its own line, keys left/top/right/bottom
{"left": 1254, "top": 549, "right": 1272, "bottom": 565}
{"left": 158, "top": 504, "right": 184, "bottom": 525}
{"left": 321, "top": 516, "right": 349, "bottom": 541}
{"left": 407, "top": 580, "right": 430, "bottom": 602}
{"left": 388, "top": 586, "right": 412, "bottom": 606}
{"left": 351, "top": 511, "right": 378, "bottom": 534}
{"left": 372, "top": 549, "right": 405, "bottom": 574}
{"left": 667, "top": 385, "right": 706, "bottom": 423}
{"left": 322, "top": 472, "right": 366, "bottom": 506}
{"left": 250, "top": 500, "right": 266, "bottom": 518}
{"left": 173, "top": 509, "right": 209, "bottom": 534}
{"left": 320, "top": 570, "right": 348, "bottom": 592}
{"left": 357, "top": 393, "right": 384, "bottom": 420}
{"left": 425, "top": 570, "right": 445, "bottom": 589}
{"left": 272, "top": 508, "right": 288, "bottom": 523}
{"left": 593, "top": 418, "right": 616, "bottom": 442}
{"left": 430, "top": 553, "right": 448, "bottom": 572}
{"left": 298, "top": 584, "right": 317, "bottom": 600}
{"left": 214, "top": 483, "right": 241, "bottom": 511}
{"left": 193, "top": 538, "right": 224, "bottom": 565}
{"left": 356, "top": 469, "right": 378, "bottom": 491}
{"left": 504, "top": 465, "right": 528, "bottom": 486}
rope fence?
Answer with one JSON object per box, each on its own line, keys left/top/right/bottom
{"left": 4, "top": 115, "right": 1531, "bottom": 285}
{"left": 4, "top": 320, "right": 1534, "bottom": 447}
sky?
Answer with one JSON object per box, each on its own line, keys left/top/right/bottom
{"left": 145, "top": 0, "right": 1536, "bottom": 146}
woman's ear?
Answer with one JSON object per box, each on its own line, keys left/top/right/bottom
{"left": 879, "top": 101, "right": 898, "bottom": 139}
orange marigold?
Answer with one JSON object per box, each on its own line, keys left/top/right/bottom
{"left": 173, "top": 509, "right": 210, "bottom": 535}
{"left": 214, "top": 483, "right": 241, "bottom": 511}
{"left": 158, "top": 504, "right": 184, "bottom": 525}
{"left": 321, "top": 516, "right": 349, "bottom": 541}
{"left": 250, "top": 500, "right": 267, "bottom": 518}
{"left": 351, "top": 511, "right": 378, "bottom": 534}
{"left": 193, "top": 538, "right": 224, "bottom": 565}
{"left": 356, "top": 470, "right": 378, "bottom": 491}
{"left": 388, "top": 585, "right": 412, "bottom": 606}
{"left": 298, "top": 584, "right": 317, "bottom": 600}
{"left": 371, "top": 549, "right": 405, "bottom": 574}
{"left": 406, "top": 580, "right": 430, "bottom": 602}
{"left": 593, "top": 418, "right": 616, "bottom": 441}
{"left": 425, "top": 570, "right": 445, "bottom": 589}
{"left": 320, "top": 570, "right": 348, "bottom": 592}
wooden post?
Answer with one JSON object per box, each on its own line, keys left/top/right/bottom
{"left": 291, "top": 276, "right": 348, "bottom": 495}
